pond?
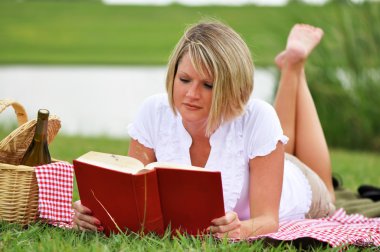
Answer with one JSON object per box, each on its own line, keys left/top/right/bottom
{"left": 0, "top": 66, "right": 277, "bottom": 137}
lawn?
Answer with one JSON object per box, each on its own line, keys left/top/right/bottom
{"left": 0, "top": 132, "right": 378, "bottom": 251}
{"left": 0, "top": 1, "right": 359, "bottom": 66}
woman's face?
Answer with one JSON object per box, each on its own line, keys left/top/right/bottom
{"left": 173, "top": 53, "right": 214, "bottom": 129}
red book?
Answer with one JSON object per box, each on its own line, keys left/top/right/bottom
{"left": 73, "top": 151, "right": 225, "bottom": 236}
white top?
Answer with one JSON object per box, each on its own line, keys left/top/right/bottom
{"left": 128, "top": 93, "right": 312, "bottom": 221}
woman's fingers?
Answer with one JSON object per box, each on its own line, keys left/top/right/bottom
{"left": 73, "top": 200, "right": 92, "bottom": 214}
{"left": 211, "top": 211, "right": 238, "bottom": 226}
{"left": 74, "top": 210, "right": 100, "bottom": 231}
{"left": 73, "top": 200, "right": 102, "bottom": 232}
{"left": 208, "top": 212, "right": 241, "bottom": 235}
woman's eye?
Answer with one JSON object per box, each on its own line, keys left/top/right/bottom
{"left": 204, "top": 83, "right": 213, "bottom": 90}
{"left": 179, "top": 78, "right": 190, "bottom": 83}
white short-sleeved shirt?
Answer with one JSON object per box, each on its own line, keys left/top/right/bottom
{"left": 128, "top": 93, "right": 312, "bottom": 221}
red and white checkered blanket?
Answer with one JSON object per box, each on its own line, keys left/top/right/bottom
{"left": 35, "top": 162, "right": 380, "bottom": 248}
{"left": 35, "top": 161, "right": 74, "bottom": 228}
{"left": 247, "top": 208, "right": 380, "bottom": 247}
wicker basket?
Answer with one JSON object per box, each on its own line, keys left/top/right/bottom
{"left": 0, "top": 99, "right": 61, "bottom": 225}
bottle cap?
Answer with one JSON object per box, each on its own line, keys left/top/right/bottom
{"left": 38, "top": 109, "right": 50, "bottom": 120}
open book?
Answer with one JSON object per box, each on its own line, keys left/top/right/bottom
{"left": 73, "top": 151, "right": 225, "bottom": 236}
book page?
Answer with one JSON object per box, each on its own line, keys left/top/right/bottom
{"left": 76, "top": 151, "right": 145, "bottom": 174}
{"left": 144, "top": 161, "right": 206, "bottom": 172}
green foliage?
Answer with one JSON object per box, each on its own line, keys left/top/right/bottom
{"left": 0, "top": 2, "right": 359, "bottom": 66}
{"left": 307, "top": 2, "right": 380, "bottom": 150}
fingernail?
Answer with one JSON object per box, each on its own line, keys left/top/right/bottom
{"left": 97, "top": 226, "right": 104, "bottom": 232}
{"left": 94, "top": 220, "right": 101, "bottom": 226}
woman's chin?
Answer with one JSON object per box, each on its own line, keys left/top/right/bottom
{"left": 181, "top": 116, "right": 208, "bottom": 128}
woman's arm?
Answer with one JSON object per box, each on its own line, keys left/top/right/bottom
{"left": 209, "top": 141, "right": 284, "bottom": 238}
{"left": 128, "top": 139, "right": 157, "bottom": 165}
{"left": 246, "top": 141, "right": 284, "bottom": 235}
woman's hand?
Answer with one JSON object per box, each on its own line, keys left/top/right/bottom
{"left": 73, "top": 200, "right": 103, "bottom": 232}
{"left": 208, "top": 212, "right": 278, "bottom": 239}
{"left": 208, "top": 211, "right": 243, "bottom": 239}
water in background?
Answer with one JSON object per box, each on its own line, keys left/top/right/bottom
{"left": 0, "top": 66, "right": 276, "bottom": 137}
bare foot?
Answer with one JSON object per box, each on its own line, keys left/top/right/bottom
{"left": 275, "top": 24, "right": 324, "bottom": 68}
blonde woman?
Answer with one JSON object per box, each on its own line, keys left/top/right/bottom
{"left": 73, "top": 21, "right": 335, "bottom": 238}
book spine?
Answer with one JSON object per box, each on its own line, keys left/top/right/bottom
{"left": 132, "top": 170, "right": 165, "bottom": 235}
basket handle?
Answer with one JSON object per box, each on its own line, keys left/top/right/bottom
{"left": 0, "top": 99, "right": 29, "bottom": 126}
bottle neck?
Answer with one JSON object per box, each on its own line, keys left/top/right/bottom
{"left": 34, "top": 118, "right": 48, "bottom": 142}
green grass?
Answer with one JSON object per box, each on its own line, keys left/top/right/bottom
{"left": 1, "top": 130, "right": 378, "bottom": 251}
{"left": 0, "top": 1, "right": 366, "bottom": 66}
{"left": 50, "top": 134, "right": 130, "bottom": 164}
{"left": 330, "top": 149, "right": 380, "bottom": 190}
{"left": 0, "top": 222, "right": 316, "bottom": 251}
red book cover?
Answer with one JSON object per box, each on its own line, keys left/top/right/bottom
{"left": 73, "top": 152, "right": 225, "bottom": 236}
{"left": 74, "top": 160, "right": 164, "bottom": 236}
{"left": 156, "top": 167, "right": 225, "bottom": 236}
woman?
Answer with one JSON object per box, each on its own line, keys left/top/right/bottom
{"left": 73, "top": 21, "right": 335, "bottom": 238}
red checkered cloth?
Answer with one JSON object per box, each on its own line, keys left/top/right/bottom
{"left": 35, "top": 161, "right": 74, "bottom": 228}
{"left": 245, "top": 208, "right": 380, "bottom": 248}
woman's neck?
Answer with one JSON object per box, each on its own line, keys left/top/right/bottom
{"left": 182, "top": 120, "right": 212, "bottom": 167}
{"left": 182, "top": 120, "right": 208, "bottom": 140}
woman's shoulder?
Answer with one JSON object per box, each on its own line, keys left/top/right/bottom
{"left": 142, "top": 93, "right": 169, "bottom": 107}
{"left": 242, "top": 98, "right": 277, "bottom": 122}
{"left": 245, "top": 98, "right": 275, "bottom": 113}
{"left": 239, "top": 99, "right": 287, "bottom": 159}
{"left": 139, "top": 93, "right": 172, "bottom": 114}
{"left": 225, "top": 98, "right": 278, "bottom": 130}
{"left": 128, "top": 93, "right": 173, "bottom": 147}
{"left": 131, "top": 93, "right": 174, "bottom": 127}
{"left": 239, "top": 98, "right": 283, "bottom": 138}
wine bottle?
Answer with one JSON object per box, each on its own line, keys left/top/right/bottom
{"left": 21, "top": 109, "right": 52, "bottom": 166}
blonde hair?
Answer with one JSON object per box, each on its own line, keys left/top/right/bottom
{"left": 166, "top": 20, "right": 254, "bottom": 136}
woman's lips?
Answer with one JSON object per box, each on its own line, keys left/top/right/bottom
{"left": 183, "top": 103, "right": 202, "bottom": 110}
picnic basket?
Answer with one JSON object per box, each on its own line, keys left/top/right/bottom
{"left": 0, "top": 99, "right": 61, "bottom": 225}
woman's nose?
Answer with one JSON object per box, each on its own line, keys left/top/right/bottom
{"left": 186, "top": 83, "right": 200, "bottom": 98}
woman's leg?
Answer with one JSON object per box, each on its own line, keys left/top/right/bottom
{"left": 273, "top": 24, "right": 335, "bottom": 201}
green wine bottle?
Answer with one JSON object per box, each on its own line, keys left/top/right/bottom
{"left": 21, "top": 109, "right": 52, "bottom": 166}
